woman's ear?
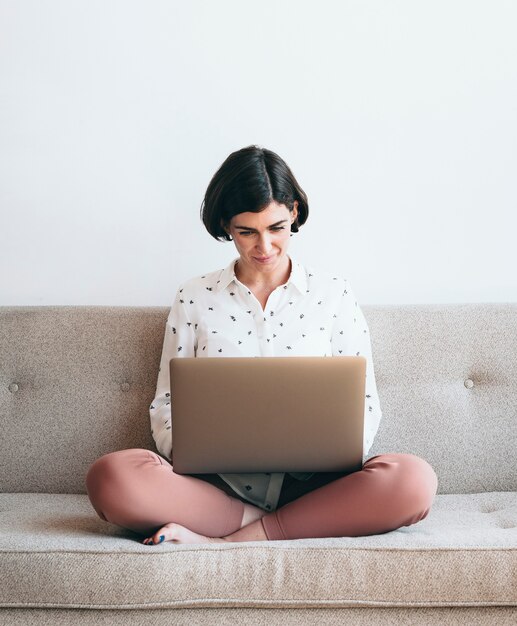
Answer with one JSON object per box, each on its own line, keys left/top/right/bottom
{"left": 291, "top": 201, "right": 299, "bottom": 224}
{"left": 221, "top": 219, "right": 232, "bottom": 239}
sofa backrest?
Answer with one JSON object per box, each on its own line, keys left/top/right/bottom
{"left": 1, "top": 304, "right": 516, "bottom": 494}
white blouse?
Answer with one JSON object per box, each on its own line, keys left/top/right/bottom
{"left": 149, "top": 255, "right": 383, "bottom": 512}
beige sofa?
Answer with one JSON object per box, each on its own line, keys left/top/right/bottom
{"left": 1, "top": 303, "right": 516, "bottom": 625}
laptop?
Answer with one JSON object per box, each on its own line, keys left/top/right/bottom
{"left": 169, "top": 355, "right": 366, "bottom": 475}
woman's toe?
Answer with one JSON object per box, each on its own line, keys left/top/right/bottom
{"left": 142, "top": 523, "right": 176, "bottom": 545}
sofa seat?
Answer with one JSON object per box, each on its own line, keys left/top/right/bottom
{"left": 1, "top": 491, "right": 516, "bottom": 610}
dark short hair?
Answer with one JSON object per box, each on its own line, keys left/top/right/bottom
{"left": 200, "top": 145, "right": 309, "bottom": 242}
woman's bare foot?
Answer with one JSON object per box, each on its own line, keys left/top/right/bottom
{"left": 142, "top": 522, "right": 228, "bottom": 545}
{"left": 241, "top": 502, "right": 268, "bottom": 528}
{"left": 142, "top": 504, "right": 269, "bottom": 545}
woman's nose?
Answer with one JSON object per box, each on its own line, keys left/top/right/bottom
{"left": 257, "top": 233, "right": 273, "bottom": 253}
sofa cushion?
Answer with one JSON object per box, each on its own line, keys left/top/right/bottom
{"left": 1, "top": 492, "right": 516, "bottom": 609}
{"left": 2, "top": 304, "right": 517, "bottom": 495}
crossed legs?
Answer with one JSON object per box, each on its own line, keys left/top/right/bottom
{"left": 85, "top": 448, "right": 248, "bottom": 538}
{"left": 85, "top": 448, "right": 438, "bottom": 543}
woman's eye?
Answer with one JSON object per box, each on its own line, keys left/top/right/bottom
{"left": 239, "top": 227, "right": 284, "bottom": 236}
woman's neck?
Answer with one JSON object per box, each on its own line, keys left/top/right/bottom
{"left": 234, "top": 255, "right": 292, "bottom": 291}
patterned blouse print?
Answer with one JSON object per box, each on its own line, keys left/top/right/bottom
{"left": 149, "top": 255, "right": 383, "bottom": 512}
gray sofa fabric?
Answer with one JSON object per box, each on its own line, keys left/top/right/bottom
{"left": 1, "top": 491, "right": 517, "bottom": 609}
{"left": 3, "top": 608, "right": 517, "bottom": 626}
{"left": 1, "top": 304, "right": 516, "bottom": 623}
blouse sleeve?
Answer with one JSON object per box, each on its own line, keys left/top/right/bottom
{"left": 149, "top": 285, "right": 197, "bottom": 461}
{"left": 330, "top": 280, "right": 383, "bottom": 457}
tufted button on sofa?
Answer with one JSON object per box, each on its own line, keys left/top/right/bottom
{"left": 0, "top": 303, "right": 516, "bottom": 625}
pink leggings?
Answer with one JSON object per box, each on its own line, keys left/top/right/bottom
{"left": 85, "top": 448, "right": 438, "bottom": 541}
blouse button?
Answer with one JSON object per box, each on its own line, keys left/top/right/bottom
{"left": 464, "top": 379, "right": 474, "bottom": 389}
{"left": 8, "top": 382, "right": 19, "bottom": 393}
{"left": 121, "top": 382, "right": 131, "bottom": 392}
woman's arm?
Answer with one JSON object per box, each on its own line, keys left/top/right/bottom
{"left": 149, "top": 285, "right": 197, "bottom": 461}
{"left": 330, "top": 280, "right": 383, "bottom": 456}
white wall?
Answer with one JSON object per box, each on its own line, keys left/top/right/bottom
{"left": 1, "top": 0, "right": 515, "bottom": 306}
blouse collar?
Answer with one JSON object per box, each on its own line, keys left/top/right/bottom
{"left": 215, "top": 254, "right": 307, "bottom": 295}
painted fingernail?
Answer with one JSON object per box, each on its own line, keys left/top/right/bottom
{"left": 148, "top": 540, "right": 154, "bottom": 545}
{"left": 159, "top": 535, "right": 165, "bottom": 543}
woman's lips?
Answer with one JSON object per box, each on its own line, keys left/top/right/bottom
{"left": 254, "top": 256, "right": 274, "bottom": 263}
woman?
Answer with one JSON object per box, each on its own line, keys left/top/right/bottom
{"left": 86, "top": 145, "right": 438, "bottom": 545}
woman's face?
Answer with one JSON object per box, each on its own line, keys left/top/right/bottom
{"left": 224, "top": 201, "right": 298, "bottom": 278}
